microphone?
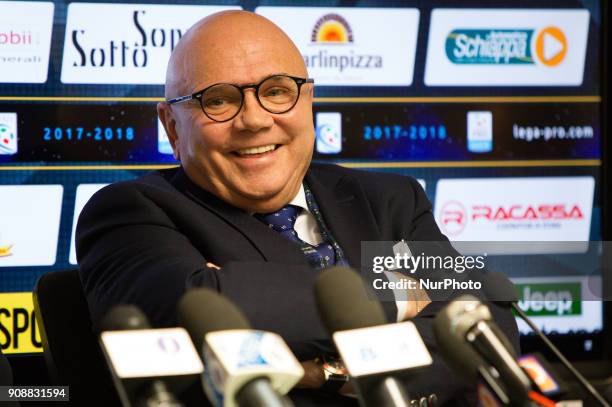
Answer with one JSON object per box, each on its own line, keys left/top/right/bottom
{"left": 434, "top": 296, "right": 513, "bottom": 406}
{"left": 432, "top": 301, "right": 486, "bottom": 383}
{"left": 315, "top": 266, "right": 433, "bottom": 407}
{"left": 98, "top": 305, "right": 204, "bottom": 407}
{"left": 434, "top": 295, "right": 533, "bottom": 407}
{"left": 0, "top": 349, "right": 17, "bottom": 407}
{"left": 176, "top": 288, "right": 303, "bottom": 407}
{"left": 483, "top": 272, "right": 611, "bottom": 407}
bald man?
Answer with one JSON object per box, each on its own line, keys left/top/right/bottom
{"left": 77, "top": 10, "right": 518, "bottom": 406}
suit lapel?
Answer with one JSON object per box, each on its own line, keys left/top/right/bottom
{"left": 170, "top": 168, "right": 308, "bottom": 266}
{"left": 305, "top": 165, "right": 381, "bottom": 268}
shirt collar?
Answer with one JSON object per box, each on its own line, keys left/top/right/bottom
{"left": 289, "top": 184, "right": 310, "bottom": 213}
{"left": 249, "top": 185, "right": 309, "bottom": 216}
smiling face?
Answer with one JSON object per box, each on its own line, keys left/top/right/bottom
{"left": 158, "top": 12, "right": 314, "bottom": 213}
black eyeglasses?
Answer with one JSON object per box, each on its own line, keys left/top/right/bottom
{"left": 166, "top": 74, "right": 314, "bottom": 123}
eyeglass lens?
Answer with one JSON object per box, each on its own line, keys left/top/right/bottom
{"left": 201, "top": 75, "right": 301, "bottom": 121}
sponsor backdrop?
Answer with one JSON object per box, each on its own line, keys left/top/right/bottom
{"left": 0, "top": 0, "right": 604, "bottom": 357}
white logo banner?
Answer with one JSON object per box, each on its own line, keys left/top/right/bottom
{"left": 424, "top": 9, "right": 589, "bottom": 86}
{"left": 256, "top": 7, "right": 419, "bottom": 86}
{"left": 434, "top": 177, "right": 594, "bottom": 244}
{"left": 0, "top": 1, "right": 54, "bottom": 83}
{"left": 61, "top": 3, "right": 241, "bottom": 84}
{"left": 0, "top": 185, "right": 63, "bottom": 266}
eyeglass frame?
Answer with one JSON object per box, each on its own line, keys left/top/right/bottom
{"left": 166, "top": 74, "right": 315, "bottom": 123}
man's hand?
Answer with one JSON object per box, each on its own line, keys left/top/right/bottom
{"left": 392, "top": 272, "right": 431, "bottom": 320}
{"left": 295, "top": 360, "right": 325, "bottom": 389}
{"left": 295, "top": 360, "right": 354, "bottom": 396}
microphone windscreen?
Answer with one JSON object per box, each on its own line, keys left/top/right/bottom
{"left": 483, "top": 272, "right": 519, "bottom": 307}
{"left": 99, "top": 304, "right": 150, "bottom": 332}
{"left": 314, "top": 266, "right": 387, "bottom": 333}
{"left": 176, "top": 288, "right": 251, "bottom": 350}
{"left": 437, "top": 295, "right": 492, "bottom": 338}
{"left": 433, "top": 295, "right": 486, "bottom": 381}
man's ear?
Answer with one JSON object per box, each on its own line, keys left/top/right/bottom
{"left": 307, "top": 82, "right": 314, "bottom": 98}
{"left": 157, "top": 102, "right": 181, "bottom": 161}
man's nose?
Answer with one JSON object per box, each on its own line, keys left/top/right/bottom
{"left": 233, "top": 90, "right": 274, "bottom": 132}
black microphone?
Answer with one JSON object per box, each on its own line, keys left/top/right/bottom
{"left": 432, "top": 300, "right": 487, "bottom": 384}
{"left": 484, "top": 272, "right": 611, "bottom": 407}
{"left": 99, "top": 305, "right": 201, "bottom": 407}
{"left": 100, "top": 305, "right": 150, "bottom": 331}
{"left": 315, "top": 266, "right": 434, "bottom": 407}
{"left": 435, "top": 295, "right": 534, "bottom": 407}
{"left": 0, "top": 348, "right": 17, "bottom": 407}
{"left": 177, "top": 288, "right": 301, "bottom": 407}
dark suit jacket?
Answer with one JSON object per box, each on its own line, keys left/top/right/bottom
{"left": 77, "top": 163, "right": 519, "bottom": 406}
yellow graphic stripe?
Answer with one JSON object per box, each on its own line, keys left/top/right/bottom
{"left": 339, "top": 159, "right": 601, "bottom": 169}
{"left": 0, "top": 165, "right": 178, "bottom": 171}
{"left": 0, "top": 96, "right": 601, "bottom": 103}
{"left": 0, "top": 160, "right": 600, "bottom": 171}
{"left": 0, "top": 96, "right": 163, "bottom": 102}
{"left": 314, "top": 96, "right": 601, "bottom": 103}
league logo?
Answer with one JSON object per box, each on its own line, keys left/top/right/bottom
{"left": 316, "top": 112, "right": 342, "bottom": 154}
{"left": 0, "top": 113, "right": 17, "bottom": 155}
{"left": 467, "top": 111, "right": 493, "bottom": 153}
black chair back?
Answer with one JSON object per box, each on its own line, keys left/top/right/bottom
{"left": 33, "top": 270, "right": 119, "bottom": 406}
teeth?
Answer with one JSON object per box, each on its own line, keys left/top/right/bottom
{"left": 236, "top": 144, "right": 276, "bottom": 155}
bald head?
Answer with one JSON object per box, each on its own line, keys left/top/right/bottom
{"left": 165, "top": 11, "right": 307, "bottom": 99}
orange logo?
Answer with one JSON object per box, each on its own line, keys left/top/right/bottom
{"left": 311, "top": 14, "right": 353, "bottom": 43}
{"left": 0, "top": 244, "right": 13, "bottom": 257}
{"left": 535, "top": 27, "right": 567, "bottom": 67}
{"left": 519, "top": 355, "right": 559, "bottom": 393}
